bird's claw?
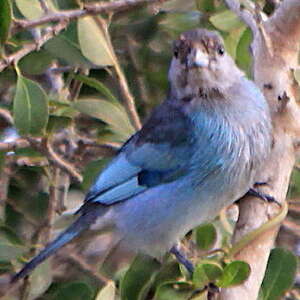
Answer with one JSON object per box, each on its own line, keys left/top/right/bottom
{"left": 247, "top": 188, "right": 281, "bottom": 207}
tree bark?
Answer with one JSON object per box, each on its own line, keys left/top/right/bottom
{"left": 221, "top": 0, "right": 300, "bottom": 299}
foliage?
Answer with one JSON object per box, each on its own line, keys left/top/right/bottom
{"left": 0, "top": 0, "right": 298, "bottom": 299}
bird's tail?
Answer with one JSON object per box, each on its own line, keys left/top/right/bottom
{"left": 11, "top": 210, "right": 98, "bottom": 283}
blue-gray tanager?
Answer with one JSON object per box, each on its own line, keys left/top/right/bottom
{"left": 12, "top": 28, "right": 272, "bottom": 282}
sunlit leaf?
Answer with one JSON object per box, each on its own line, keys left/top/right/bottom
{"left": 72, "top": 98, "right": 135, "bottom": 138}
{"left": 195, "top": 223, "right": 217, "bottom": 250}
{"left": 13, "top": 73, "right": 49, "bottom": 136}
{"left": 78, "top": 17, "right": 114, "bottom": 66}
{"left": 120, "top": 254, "right": 161, "bottom": 300}
{"left": 216, "top": 261, "right": 250, "bottom": 288}
{"left": 210, "top": 10, "right": 243, "bottom": 32}
{"left": 15, "top": 0, "right": 56, "bottom": 20}
{"left": 259, "top": 248, "right": 297, "bottom": 300}
{"left": 0, "top": 0, "right": 12, "bottom": 46}
{"left": 236, "top": 28, "right": 253, "bottom": 75}
{"left": 96, "top": 281, "right": 116, "bottom": 300}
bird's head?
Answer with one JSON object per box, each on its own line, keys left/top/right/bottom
{"left": 168, "top": 29, "right": 244, "bottom": 99}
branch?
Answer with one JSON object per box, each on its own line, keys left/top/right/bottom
{"left": 12, "top": 0, "right": 171, "bottom": 33}
{"left": 0, "top": 21, "right": 68, "bottom": 72}
{"left": 224, "top": 0, "right": 258, "bottom": 36}
{"left": 0, "top": 139, "right": 30, "bottom": 152}
{"left": 28, "top": 138, "right": 83, "bottom": 183}
{"left": 220, "top": 0, "right": 300, "bottom": 299}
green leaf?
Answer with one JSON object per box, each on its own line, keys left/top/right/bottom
{"left": 28, "top": 261, "right": 52, "bottom": 299}
{"left": 19, "top": 51, "right": 53, "bottom": 75}
{"left": 72, "top": 98, "right": 135, "bottom": 139}
{"left": 154, "top": 281, "right": 194, "bottom": 300}
{"left": 210, "top": 10, "right": 243, "bottom": 32}
{"left": 45, "top": 23, "right": 91, "bottom": 67}
{"left": 120, "top": 254, "right": 161, "bottom": 300}
{"left": 46, "top": 115, "right": 72, "bottom": 134}
{"left": 0, "top": 0, "right": 12, "bottom": 46}
{"left": 96, "top": 281, "right": 115, "bottom": 300}
{"left": 74, "top": 74, "right": 118, "bottom": 103}
{"left": 77, "top": 17, "right": 114, "bottom": 66}
{"left": 224, "top": 26, "right": 246, "bottom": 59}
{"left": 13, "top": 74, "right": 49, "bottom": 136}
{"left": 216, "top": 261, "right": 250, "bottom": 288}
{"left": 53, "top": 282, "right": 93, "bottom": 300}
{"left": 195, "top": 223, "right": 217, "bottom": 250}
{"left": 259, "top": 248, "right": 297, "bottom": 300}
{"left": 15, "top": 0, "right": 56, "bottom": 20}
{"left": 236, "top": 28, "right": 253, "bottom": 75}
{"left": 196, "top": 0, "right": 215, "bottom": 13}
{"left": 193, "top": 262, "right": 223, "bottom": 289}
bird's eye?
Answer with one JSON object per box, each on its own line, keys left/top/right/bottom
{"left": 217, "top": 46, "right": 225, "bottom": 56}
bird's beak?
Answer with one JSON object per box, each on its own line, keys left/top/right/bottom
{"left": 193, "top": 49, "right": 209, "bottom": 68}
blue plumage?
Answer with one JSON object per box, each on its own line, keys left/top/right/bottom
{"left": 12, "top": 28, "right": 272, "bottom": 281}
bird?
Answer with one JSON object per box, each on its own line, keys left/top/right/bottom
{"left": 11, "top": 28, "right": 272, "bottom": 282}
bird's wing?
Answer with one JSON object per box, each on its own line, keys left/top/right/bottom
{"left": 83, "top": 101, "right": 194, "bottom": 206}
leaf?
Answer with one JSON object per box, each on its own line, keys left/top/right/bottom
{"left": 74, "top": 74, "right": 118, "bottom": 103}
{"left": 210, "top": 10, "right": 243, "bottom": 32}
{"left": 72, "top": 98, "right": 135, "bottom": 139}
{"left": 216, "top": 261, "right": 250, "bottom": 288}
{"left": 0, "top": 0, "right": 12, "bottom": 46}
{"left": 53, "top": 282, "right": 93, "bottom": 300}
{"left": 120, "top": 254, "right": 161, "bottom": 300}
{"left": 45, "top": 22, "right": 91, "bottom": 68}
{"left": 154, "top": 281, "right": 194, "bottom": 300}
{"left": 19, "top": 51, "right": 53, "bottom": 75}
{"left": 236, "top": 28, "right": 253, "bottom": 75}
{"left": 224, "top": 26, "right": 246, "bottom": 59}
{"left": 28, "top": 261, "right": 52, "bottom": 299}
{"left": 46, "top": 115, "right": 72, "bottom": 134}
{"left": 96, "top": 281, "right": 116, "bottom": 300}
{"left": 15, "top": 0, "right": 56, "bottom": 20}
{"left": 78, "top": 17, "right": 114, "bottom": 66}
{"left": 196, "top": 0, "right": 215, "bottom": 13}
{"left": 193, "top": 262, "right": 223, "bottom": 289}
{"left": 13, "top": 73, "right": 49, "bottom": 136}
{"left": 195, "top": 223, "right": 217, "bottom": 250}
{"left": 259, "top": 248, "right": 297, "bottom": 300}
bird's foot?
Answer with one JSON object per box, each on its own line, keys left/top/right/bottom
{"left": 190, "top": 283, "right": 220, "bottom": 300}
{"left": 170, "top": 245, "right": 194, "bottom": 274}
{"left": 247, "top": 187, "right": 281, "bottom": 207}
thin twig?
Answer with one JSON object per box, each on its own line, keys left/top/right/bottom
{"left": 28, "top": 138, "right": 83, "bottom": 183}
{"left": 63, "top": 252, "right": 110, "bottom": 285}
{"left": 0, "top": 139, "right": 30, "bottom": 152}
{"left": 12, "top": 0, "right": 171, "bottom": 34}
{"left": 93, "top": 16, "right": 141, "bottom": 130}
{"left": 0, "top": 21, "right": 68, "bottom": 72}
